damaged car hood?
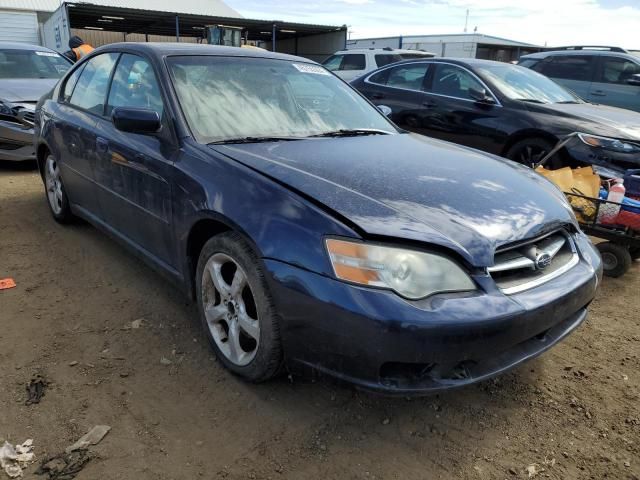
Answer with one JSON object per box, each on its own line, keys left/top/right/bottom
{"left": 538, "top": 102, "right": 640, "bottom": 139}
{"left": 212, "top": 134, "right": 576, "bottom": 266}
{"left": 0, "top": 79, "right": 58, "bottom": 103}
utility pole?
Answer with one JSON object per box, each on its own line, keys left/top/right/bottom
{"left": 464, "top": 9, "right": 469, "bottom": 33}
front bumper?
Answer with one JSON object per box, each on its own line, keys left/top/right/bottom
{"left": 264, "top": 233, "right": 601, "bottom": 395}
{"left": 566, "top": 141, "right": 640, "bottom": 173}
{"left": 0, "top": 120, "right": 35, "bottom": 161}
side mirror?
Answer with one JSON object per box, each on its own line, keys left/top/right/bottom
{"left": 469, "top": 87, "right": 496, "bottom": 104}
{"left": 112, "top": 107, "right": 161, "bottom": 134}
{"left": 377, "top": 104, "right": 392, "bottom": 117}
{"left": 626, "top": 74, "right": 640, "bottom": 86}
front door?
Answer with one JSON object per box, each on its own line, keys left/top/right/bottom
{"left": 93, "top": 53, "right": 176, "bottom": 268}
{"left": 415, "top": 63, "right": 504, "bottom": 153}
{"left": 588, "top": 56, "right": 640, "bottom": 112}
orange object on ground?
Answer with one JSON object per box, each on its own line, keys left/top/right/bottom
{"left": 0, "top": 278, "right": 16, "bottom": 290}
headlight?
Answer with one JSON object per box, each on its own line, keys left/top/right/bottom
{"left": 325, "top": 238, "right": 476, "bottom": 300}
{"left": 578, "top": 132, "right": 640, "bottom": 153}
{"left": 0, "top": 100, "right": 15, "bottom": 117}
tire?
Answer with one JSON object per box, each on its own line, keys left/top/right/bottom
{"left": 630, "top": 247, "right": 640, "bottom": 261}
{"left": 506, "top": 137, "right": 563, "bottom": 169}
{"left": 195, "top": 232, "right": 283, "bottom": 382}
{"left": 43, "top": 153, "right": 74, "bottom": 223}
{"left": 596, "top": 242, "right": 632, "bottom": 278}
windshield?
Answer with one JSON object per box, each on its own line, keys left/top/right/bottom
{"left": 0, "top": 49, "right": 71, "bottom": 79}
{"left": 167, "top": 56, "right": 396, "bottom": 143}
{"left": 476, "top": 64, "right": 582, "bottom": 104}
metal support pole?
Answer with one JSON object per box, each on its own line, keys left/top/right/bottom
{"left": 272, "top": 23, "right": 276, "bottom": 52}
{"left": 175, "top": 15, "right": 180, "bottom": 42}
{"left": 145, "top": 33, "right": 149, "bottom": 42}
{"left": 398, "top": 35, "right": 403, "bottom": 48}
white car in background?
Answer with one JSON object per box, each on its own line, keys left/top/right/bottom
{"left": 322, "top": 48, "right": 435, "bottom": 82}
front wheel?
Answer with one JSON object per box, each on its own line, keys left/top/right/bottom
{"left": 506, "top": 138, "right": 563, "bottom": 169}
{"left": 44, "top": 154, "right": 74, "bottom": 223}
{"left": 196, "top": 232, "right": 283, "bottom": 382}
{"left": 597, "top": 242, "right": 632, "bottom": 278}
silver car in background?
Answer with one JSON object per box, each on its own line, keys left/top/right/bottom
{"left": 0, "top": 43, "right": 71, "bottom": 161}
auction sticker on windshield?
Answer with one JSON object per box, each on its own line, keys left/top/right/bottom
{"left": 292, "top": 63, "right": 330, "bottom": 75}
{"left": 35, "top": 51, "right": 59, "bottom": 57}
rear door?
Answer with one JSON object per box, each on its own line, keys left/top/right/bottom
{"left": 93, "top": 53, "right": 176, "bottom": 267}
{"left": 54, "top": 52, "right": 118, "bottom": 218}
{"left": 533, "top": 54, "right": 596, "bottom": 98}
{"left": 588, "top": 56, "right": 640, "bottom": 112}
{"left": 415, "top": 63, "right": 504, "bottom": 153}
{"left": 358, "top": 62, "right": 429, "bottom": 130}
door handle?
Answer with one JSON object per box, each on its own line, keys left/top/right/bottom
{"left": 591, "top": 90, "right": 606, "bottom": 97}
{"left": 422, "top": 101, "right": 437, "bottom": 108}
{"left": 371, "top": 93, "right": 385, "bottom": 100}
{"left": 96, "top": 137, "right": 109, "bottom": 153}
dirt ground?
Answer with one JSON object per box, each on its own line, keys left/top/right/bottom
{"left": 0, "top": 162, "right": 638, "bottom": 480}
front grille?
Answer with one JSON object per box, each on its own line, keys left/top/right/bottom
{"left": 0, "top": 141, "right": 24, "bottom": 151}
{"left": 489, "top": 230, "right": 579, "bottom": 294}
{"left": 22, "top": 111, "right": 35, "bottom": 124}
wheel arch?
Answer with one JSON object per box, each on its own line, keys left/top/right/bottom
{"left": 35, "top": 142, "right": 51, "bottom": 180}
{"left": 184, "top": 213, "right": 262, "bottom": 300}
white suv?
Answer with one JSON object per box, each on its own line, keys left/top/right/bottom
{"left": 322, "top": 48, "right": 435, "bottom": 82}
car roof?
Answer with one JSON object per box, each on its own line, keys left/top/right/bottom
{"left": 521, "top": 49, "right": 640, "bottom": 62}
{"left": 0, "top": 42, "right": 59, "bottom": 52}
{"left": 381, "top": 57, "right": 506, "bottom": 68}
{"left": 93, "top": 42, "right": 314, "bottom": 63}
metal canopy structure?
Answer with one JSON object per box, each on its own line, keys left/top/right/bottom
{"left": 66, "top": 2, "right": 346, "bottom": 47}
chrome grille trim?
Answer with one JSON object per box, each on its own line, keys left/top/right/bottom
{"left": 489, "top": 230, "right": 579, "bottom": 295}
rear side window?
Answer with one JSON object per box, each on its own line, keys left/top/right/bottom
{"left": 375, "top": 54, "right": 403, "bottom": 67}
{"left": 386, "top": 64, "right": 429, "bottom": 91}
{"left": 518, "top": 58, "right": 540, "bottom": 69}
{"left": 598, "top": 57, "right": 640, "bottom": 84}
{"left": 62, "top": 65, "right": 85, "bottom": 102}
{"left": 106, "top": 54, "right": 164, "bottom": 117}
{"left": 538, "top": 55, "right": 595, "bottom": 81}
{"left": 341, "top": 54, "right": 365, "bottom": 71}
{"left": 69, "top": 53, "right": 118, "bottom": 115}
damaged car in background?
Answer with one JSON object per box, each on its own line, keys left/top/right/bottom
{"left": 35, "top": 44, "right": 602, "bottom": 394}
{"left": 0, "top": 42, "right": 71, "bottom": 161}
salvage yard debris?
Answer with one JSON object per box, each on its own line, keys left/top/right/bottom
{"left": 65, "top": 425, "right": 111, "bottom": 453}
{"left": 25, "top": 375, "right": 47, "bottom": 406}
{"left": 35, "top": 450, "right": 91, "bottom": 480}
{"left": 0, "top": 440, "right": 35, "bottom": 478}
{"left": 0, "top": 278, "right": 16, "bottom": 290}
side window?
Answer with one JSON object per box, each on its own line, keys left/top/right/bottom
{"left": 322, "top": 55, "right": 343, "bottom": 71}
{"left": 340, "top": 54, "right": 365, "bottom": 71}
{"left": 106, "top": 54, "right": 164, "bottom": 117}
{"left": 539, "top": 55, "right": 595, "bottom": 81}
{"left": 518, "top": 58, "right": 540, "bottom": 69}
{"left": 368, "top": 68, "right": 391, "bottom": 85}
{"left": 375, "top": 54, "right": 402, "bottom": 68}
{"left": 386, "top": 64, "right": 429, "bottom": 91}
{"left": 431, "top": 64, "right": 484, "bottom": 100}
{"left": 69, "top": 53, "right": 118, "bottom": 115}
{"left": 598, "top": 57, "right": 640, "bottom": 84}
{"left": 62, "top": 65, "right": 85, "bottom": 102}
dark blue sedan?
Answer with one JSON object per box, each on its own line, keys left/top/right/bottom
{"left": 34, "top": 43, "right": 602, "bottom": 394}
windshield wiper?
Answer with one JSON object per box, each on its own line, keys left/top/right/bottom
{"left": 307, "top": 128, "right": 392, "bottom": 138}
{"left": 512, "top": 98, "right": 548, "bottom": 104}
{"left": 208, "top": 136, "right": 304, "bottom": 145}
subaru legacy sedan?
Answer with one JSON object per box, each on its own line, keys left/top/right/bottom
{"left": 34, "top": 44, "right": 601, "bottom": 394}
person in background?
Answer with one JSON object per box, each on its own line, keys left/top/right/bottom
{"left": 64, "top": 36, "right": 94, "bottom": 62}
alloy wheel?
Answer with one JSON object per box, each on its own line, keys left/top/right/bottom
{"left": 201, "top": 253, "right": 260, "bottom": 366}
{"left": 45, "top": 155, "right": 63, "bottom": 215}
{"left": 517, "top": 144, "right": 549, "bottom": 168}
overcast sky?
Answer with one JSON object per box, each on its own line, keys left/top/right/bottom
{"left": 225, "top": 0, "right": 640, "bottom": 49}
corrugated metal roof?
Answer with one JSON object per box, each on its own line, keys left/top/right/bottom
{"left": 0, "top": 0, "right": 242, "bottom": 17}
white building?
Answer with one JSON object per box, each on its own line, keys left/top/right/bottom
{"left": 347, "top": 33, "right": 541, "bottom": 62}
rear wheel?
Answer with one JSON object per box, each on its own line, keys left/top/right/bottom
{"left": 506, "top": 137, "right": 563, "bottom": 169}
{"left": 44, "top": 154, "right": 74, "bottom": 223}
{"left": 597, "top": 242, "right": 632, "bottom": 277}
{"left": 196, "top": 232, "right": 283, "bottom": 382}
